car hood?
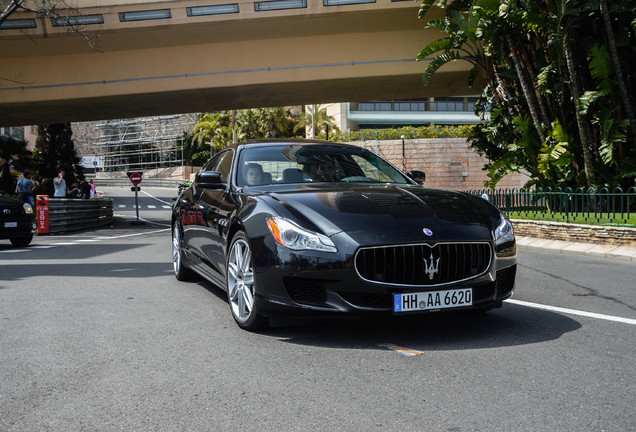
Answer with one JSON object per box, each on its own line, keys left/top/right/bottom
{"left": 0, "top": 195, "right": 23, "bottom": 207}
{"left": 260, "top": 184, "right": 496, "bottom": 245}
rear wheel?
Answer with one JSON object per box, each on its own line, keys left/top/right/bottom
{"left": 226, "top": 232, "right": 268, "bottom": 331}
{"left": 172, "top": 222, "right": 195, "bottom": 281}
{"left": 10, "top": 234, "right": 33, "bottom": 248}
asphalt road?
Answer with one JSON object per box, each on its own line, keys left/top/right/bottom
{"left": 1, "top": 186, "right": 634, "bottom": 432}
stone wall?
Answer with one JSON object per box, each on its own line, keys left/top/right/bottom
{"left": 349, "top": 138, "right": 530, "bottom": 190}
{"left": 512, "top": 220, "right": 636, "bottom": 246}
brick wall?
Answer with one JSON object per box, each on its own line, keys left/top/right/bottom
{"left": 512, "top": 220, "right": 636, "bottom": 246}
{"left": 349, "top": 138, "right": 530, "bottom": 190}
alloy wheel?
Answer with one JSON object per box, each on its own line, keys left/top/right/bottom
{"left": 227, "top": 237, "right": 255, "bottom": 323}
{"left": 172, "top": 224, "right": 181, "bottom": 276}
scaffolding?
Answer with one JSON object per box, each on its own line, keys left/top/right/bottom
{"left": 94, "top": 114, "right": 196, "bottom": 173}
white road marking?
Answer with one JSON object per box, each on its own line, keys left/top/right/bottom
{"left": 141, "top": 190, "right": 174, "bottom": 206}
{"left": 113, "top": 213, "right": 171, "bottom": 227}
{"left": 506, "top": 299, "right": 636, "bottom": 325}
{"left": 1, "top": 228, "right": 170, "bottom": 253}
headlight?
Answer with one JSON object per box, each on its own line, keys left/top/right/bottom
{"left": 267, "top": 217, "right": 337, "bottom": 253}
{"left": 494, "top": 214, "right": 514, "bottom": 243}
{"left": 23, "top": 203, "right": 34, "bottom": 214}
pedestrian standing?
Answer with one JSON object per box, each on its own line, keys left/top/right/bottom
{"left": 78, "top": 176, "right": 91, "bottom": 199}
{"left": 53, "top": 170, "right": 67, "bottom": 198}
{"left": 89, "top": 179, "right": 96, "bottom": 198}
{"left": 15, "top": 171, "right": 34, "bottom": 204}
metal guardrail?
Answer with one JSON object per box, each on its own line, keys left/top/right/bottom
{"left": 468, "top": 187, "right": 636, "bottom": 226}
{"left": 93, "top": 178, "right": 185, "bottom": 188}
{"left": 47, "top": 198, "right": 114, "bottom": 234}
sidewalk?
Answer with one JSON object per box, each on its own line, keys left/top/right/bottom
{"left": 516, "top": 236, "right": 636, "bottom": 261}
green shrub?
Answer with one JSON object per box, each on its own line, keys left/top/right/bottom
{"left": 331, "top": 125, "right": 475, "bottom": 142}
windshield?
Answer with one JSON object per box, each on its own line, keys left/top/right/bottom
{"left": 237, "top": 144, "right": 409, "bottom": 187}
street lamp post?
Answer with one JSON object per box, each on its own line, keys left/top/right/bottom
{"left": 401, "top": 135, "right": 406, "bottom": 172}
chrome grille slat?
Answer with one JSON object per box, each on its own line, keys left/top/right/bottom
{"left": 355, "top": 242, "right": 492, "bottom": 287}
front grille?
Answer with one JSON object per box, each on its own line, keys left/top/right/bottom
{"left": 284, "top": 277, "right": 327, "bottom": 306}
{"left": 355, "top": 242, "right": 492, "bottom": 286}
{"left": 0, "top": 207, "right": 18, "bottom": 220}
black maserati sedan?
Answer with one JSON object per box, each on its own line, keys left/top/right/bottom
{"left": 0, "top": 190, "right": 36, "bottom": 247}
{"left": 172, "top": 139, "right": 516, "bottom": 330}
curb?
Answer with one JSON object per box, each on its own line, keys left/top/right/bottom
{"left": 516, "top": 236, "right": 636, "bottom": 261}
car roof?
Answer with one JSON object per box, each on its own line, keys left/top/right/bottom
{"left": 235, "top": 139, "right": 358, "bottom": 150}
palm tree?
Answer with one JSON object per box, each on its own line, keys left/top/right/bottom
{"left": 193, "top": 113, "right": 222, "bottom": 156}
{"left": 294, "top": 105, "right": 339, "bottom": 139}
{"left": 599, "top": 0, "right": 636, "bottom": 140}
{"left": 237, "top": 109, "right": 262, "bottom": 139}
{"left": 419, "top": 0, "right": 635, "bottom": 188}
{"left": 257, "top": 107, "right": 291, "bottom": 138}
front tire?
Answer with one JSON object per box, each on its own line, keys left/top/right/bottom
{"left": 226, "top": 232, "right": 268, "bottom": 331}
{"left": 10, "top": 234, "right": 33, "bottom": 248}
{"left": 172, "top": 222, "right": 195, "bottom": 281}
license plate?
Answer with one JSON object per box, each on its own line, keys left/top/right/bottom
{"left": 4, "top": 222, "right": 17, "bottom": 228}
{"left": 394, "top": 288, "right": 473, "bottom": 313}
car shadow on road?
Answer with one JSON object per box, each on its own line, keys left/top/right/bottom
{"left": 192, "top": 278, "right": 582, "bottom": 351}
{"left": 265, "top": 304, "right": 582, "bottom": 351}
{"left": 0, "top": 261, "right": 173, "bottom": 284}
{"left": 0, "top": 242, "right": 153, "bottom": 260}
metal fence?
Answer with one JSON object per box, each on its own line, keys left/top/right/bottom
{"left": 92, "top": 178, "right": 185, "bottom": 188}
{"left": 47, "top": 198, "right": 113, "bottom": 234}
{"left": 467, "top": 187, "right": 636, "bottom": 226}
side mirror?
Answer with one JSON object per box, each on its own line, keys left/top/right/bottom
{"left": 406, "top": 170, "right": 426, "bottom": 185}
{"left": 195, "top": 171, "right": 225, "bottom": 189}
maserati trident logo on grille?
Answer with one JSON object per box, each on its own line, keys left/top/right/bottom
{"left": 423, "top": 228, "right": 433, "bottom": 236}
{"left": 423, "top": 251, "right": 440, "bottom": 280}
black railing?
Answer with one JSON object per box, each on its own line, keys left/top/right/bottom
{"left": 46, "top": 198, "right": 113, "bottom": 234}
{"left": 467, "top": 187, "right": 636, "bottom": 227}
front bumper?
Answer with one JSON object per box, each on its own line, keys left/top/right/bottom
{"left": 0, "top": 216, "right": 36, "bottom": 240}
{"left": 251, "top": 236, "right": 517, "bottom": 317}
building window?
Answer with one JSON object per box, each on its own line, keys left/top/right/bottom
{"left": 51, "top": 14, "right": 104, "bottom": 27}
{"left": 119, "top": 9, "right": 172, "bottom": 22}
{"left": 323, "top": 0, "right": 375, "bottom": 5}
{"left": 187, "top": 4, "right": 240, "bottom": 16}
{"left": 254, "top": 0, "right": 306, "bottom": 11}
{"left": 0, "top": 19, "right": 37, "bottom": 29}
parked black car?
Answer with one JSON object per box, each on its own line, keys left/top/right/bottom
{"left": 172, "top": 139, "right": 517, "bottom": 330}
{"left": 0, "top": 190, "right": 36, "bottom": 247}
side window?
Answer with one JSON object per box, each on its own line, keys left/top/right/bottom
{"left": 216, "top": 151, "right": 233, "bottom": 182}
{"left": 202, "top": 150, "right": 234, "bottom": 183}
{"left": 202, "top": 153, "right": 222, "bottom": 172}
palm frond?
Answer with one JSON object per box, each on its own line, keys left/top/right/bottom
{"left": 417, "top": 38, "right": 454, "bottom": 60}
{"left": 422, "top": 51, "right": 463, "bottom": 85}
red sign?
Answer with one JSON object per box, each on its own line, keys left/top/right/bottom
{"left": 130, "top": 173, "right": 142, "bottom": 185}
{"left": 36, "top": 195, "right": 49, "bottom": 234}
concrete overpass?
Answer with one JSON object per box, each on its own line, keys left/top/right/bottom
{"left": 0, "top": 0, "right": 477, "bottom": 127}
